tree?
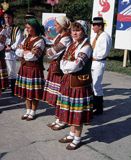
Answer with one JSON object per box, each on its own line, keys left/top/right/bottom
{"left": 55, "top": 0, "right": 93, "bottom": 21}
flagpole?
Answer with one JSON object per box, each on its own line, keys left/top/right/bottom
{"left": 52, "top": 6, "right": 54, "bottom": 13}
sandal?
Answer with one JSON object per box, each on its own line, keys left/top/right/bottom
{"left": 21, "top": 114, "right": 29, "bottom": 120}
{"left": 51, "top": 123, "right": 67, "bottom": 131}
{"left": 59, "top": 136, "right": 73, "bottom": 143}
{"left": 66, "top": 142, "right": 81, "bottom": 150}
{"left": 26, "top": 114, "right": 36, "bottom": 121}
{"left": 47, "top": 122, "right": 56, "bottom": 128}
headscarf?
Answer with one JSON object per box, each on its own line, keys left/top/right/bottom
{"left": 55, "top": 16, "right": 71, "bottom": 30}
{"left": 76, "top": 20, "right": 89, "bottom": 35}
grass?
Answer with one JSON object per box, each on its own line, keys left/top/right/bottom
{"left": 106, "top": 49, "right": 131, "bottom": 76}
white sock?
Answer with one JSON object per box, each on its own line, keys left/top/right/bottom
{"left": 30, "top": 110, "right": 36, "bottom": 116}
{"left": 57, "top": 121, "right": 66, "bottom": 126}
{"left": 67, "top": 131, "right": 75, "bottom": 139}
{"left": 26, "top": 109, "right": 31, "bottom": 115}
{"left": 55, "top": 119, "right": 60, "bottom": 123}
{"left": 71, "top": 136, "right": 81, "bottom": 146}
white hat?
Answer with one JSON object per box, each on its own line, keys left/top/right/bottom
{"left": 56, "top": 16, "right": 71, "bottom": 29}
{"left": 76, "top": 20, "right": 88, "bottom": 34}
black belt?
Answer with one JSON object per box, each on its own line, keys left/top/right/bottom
{"left": 92, "top": 57, "right": 107, "bottom": 61}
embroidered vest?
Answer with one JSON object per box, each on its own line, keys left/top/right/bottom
{"left": 22, "top": 36, "right": 44, "bottom": 69}
{"left": 11, "top": 25, "right": 20, "bottom": 44}
{"left": 63, "top": 40, "right": 92, "bottom": 88}
{"left": 4, "top": 25, "right": 20, "bottom": 45}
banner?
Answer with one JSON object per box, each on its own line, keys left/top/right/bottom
{"left": 114, "top": 0, "right": 131, "bottom": 50}
{"left": 42, "top": 13, "right": 66, "bottom": 41}
{"left": 90, "top": 0, "right": 115, "bottom": 43}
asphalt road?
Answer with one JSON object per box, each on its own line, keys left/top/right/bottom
{"left": 0, "top": 70, "right": 131, "bottom": 160}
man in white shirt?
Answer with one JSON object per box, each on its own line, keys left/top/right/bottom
{"left": 91, "top": 17, "right": 112, "bottom": 115}
{"left": 4, "top": 10, "right": 23, "bottom": 96}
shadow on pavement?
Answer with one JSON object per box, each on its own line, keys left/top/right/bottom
{"left": 0, "top": 89, "right": 25, "bottom": 112}
{"left": 0, "top": 89, "right": 55, "bottom": 117}
{"left": 82, "top": 84, "right": 131, "bottom": 144}
{"left": 82, "top": 117, "right": 131, "bottom": 144}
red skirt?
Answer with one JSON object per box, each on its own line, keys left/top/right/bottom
{"left": 15, "top": 64, "right": 44, "bottom": 100}
{"left": 57, "top": 74, "right": 93, "bottom": 126}
{"left": 43, "top": 62, "right": 63, "bottom": 108}
{"left": 0, "top": 59, "right": 9, "bottom": 90}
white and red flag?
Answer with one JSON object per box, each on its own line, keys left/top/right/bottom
{"left": 115, "top": 0, "right": 131, "bottom": 50}
{"left": 90, "top": 0, "right": 115, "bottom": 43}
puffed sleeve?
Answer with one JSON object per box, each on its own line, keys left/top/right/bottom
{"left": 60, "top": 45, "right": 92, "bottom": 74}
{"left": 15, "top": 39, "right": 25, "bottom": 58}
{"left": 47, "top": 36, "right": 71, "bottom": 60}
{"left": 24, "top": 39, "right": 45, "bottom": 61}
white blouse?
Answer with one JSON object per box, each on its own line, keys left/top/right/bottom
{"left": 47, "top": 34, "right": 72, "bottom": 60}
{"left": 15, "top": 38, "right": 45, "bottom": 61}
{"left": 0, "top": 28, "right": 8, "bottom": 51}
{"left": 60, "top": 38, "right": 92, "bottom": 74}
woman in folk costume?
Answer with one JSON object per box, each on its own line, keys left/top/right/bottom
{"left": 0, "top": 20, "right": 8, "bottom": 97}
{"left": 57, "top": 20, "right": 93, "bottom": 150}
{"left": 43, "top": 16, "right": 72, "bottom": 130}
{"left": 15, "top": 18, "right": 45, "bottom": 121}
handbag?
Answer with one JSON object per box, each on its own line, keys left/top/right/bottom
{"left": 70, "top": 73, "right": 92, "bottom": 88}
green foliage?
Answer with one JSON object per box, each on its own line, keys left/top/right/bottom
{"left": 13, "top": 0, "right": 93, "bottom": 29}
{"left": 9, "top": 1, "right": 131, "bottom": 76}
{"left": 55, "top": 0, "right": 93, "bottom": 21}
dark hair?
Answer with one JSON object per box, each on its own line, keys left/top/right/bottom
{"left": 71, "top": 22, "right": 84, "bottom": 32}
{"left": 93, "top": 23, "right": 104, "bottom": 30}
{"left": 26, "top": 18, "right": 42, "bottom": 36}
{"left": 40, "top": 25, "right": 45, "bottom": 36}
{"left": 4, "top": 9, "right": 14, "bottom": 17}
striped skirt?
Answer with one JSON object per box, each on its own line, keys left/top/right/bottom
{"left": 15, "top": 65, "right": 44, "bottom": 100}
{"left": 43, "top": 62, "right": 63, "bottom": 108}
{"left": 0, "top": 59, "right": 9, "bottom": 90}
{"left": 57, "top": 74, "right": 93, "bottom": 126}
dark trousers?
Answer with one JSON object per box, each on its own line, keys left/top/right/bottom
{"left": 10, "top": 79, "right": 16, "bottom": 96}
{"left": 93, "top": 95, "right": 103, "bottom": 115}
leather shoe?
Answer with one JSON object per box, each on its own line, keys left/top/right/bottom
{"left": 59, "top": 136, "right": 73, "bottom": 143}
{"left": 66, "top": 142, "right": 81, "bottom": 150}
{"left": 26, "top": 114, "right": 36, "bottom": 121}
{"left": 21, "top": 114, "right": 29, "bottom": 120}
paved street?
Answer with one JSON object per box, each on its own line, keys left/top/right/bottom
{"left": 0, "top": 71, "right": 131, "bottom": 160}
